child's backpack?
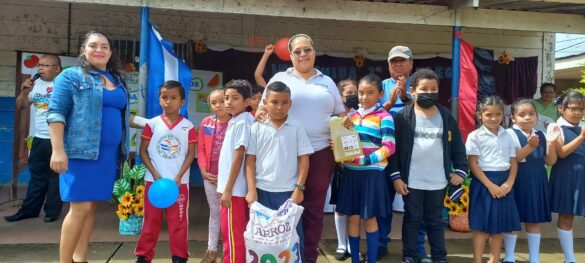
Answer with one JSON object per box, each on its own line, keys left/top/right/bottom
{"left": 244, "top": 199, "right": 304, "bottom": 263}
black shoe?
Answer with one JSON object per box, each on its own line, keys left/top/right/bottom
{"left": 136, "top": 256, "right": 150, "bottom": 263}
{"left": 335, "top": 248, "right": 350, "bottom": 261}
{"left": 376, "top": 246, "right": 388, "bottom": 260}
{"left": 3, "top": 212, "right": 36, "bottom": 222}
{"left": 172, "top": 256, "right": 187, "bottom": 263}
{"left": 44, "top": 216, "right": 59, "bottom": 223}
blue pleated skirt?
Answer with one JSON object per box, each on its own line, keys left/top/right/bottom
{"left": 469, "top": 171, "right": 521, "bottom": 234}
{"left": 514, "top": 163, "right": 551, "bottom": 223}
{"left": 335, "top": 168, "right": 391, "bottom": 219}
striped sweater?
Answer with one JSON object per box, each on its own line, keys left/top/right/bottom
{"left": 344, "top": 105, "right": 396, "bottom": 171}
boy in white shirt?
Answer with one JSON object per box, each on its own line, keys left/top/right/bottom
{"left": 135, "top": 81, "right": 196, "bottom": 263}
{"left": 245, "top": 81, "right": 314, "bottom": 258}
{"left": 217, "top": 79, "right": 255, "bottom": 263}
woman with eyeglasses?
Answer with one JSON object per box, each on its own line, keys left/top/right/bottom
{"left": 47, "top": 31, "right": 130, "bottom": 263}
{"left": 255, "top": 34, "right": 346, "bottom": 263}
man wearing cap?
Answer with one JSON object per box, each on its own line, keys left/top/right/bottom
{"left": 380, "top": 45, "right": 414, "bottom": 117}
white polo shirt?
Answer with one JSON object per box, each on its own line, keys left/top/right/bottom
{"left": 466, "top": 125, "right": 516, "bottom": 171}
{"left": 217, "top": 112, "right": 254, "bottom": 197}
{"left": 247, "top": 117, "right": 314, "bottom": 192}
{"left": 265, "top": 68, "right": 346, "bottom": 151}
{"left": 141, "top": 115, "right": 196, "bottom": 184}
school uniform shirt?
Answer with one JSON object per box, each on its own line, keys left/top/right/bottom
{"left": 408, "top": 112, "right": 447, "bottom": 190}
{"left": 217, "top": 112, "right": 254, "bottom": 197}
{"left": 28, "top": 79, "right": 54, "bottom": 139}
{"left": 141, "top": 115, "right": 196, "bottom": 184}
{"left": 247, "top": 117, "right": 314, "bottom": 192}
{"left": 264, "top": 68, "right": 346, "bottom": 151}
{"left": 465, "top": 125, "right": 516, "bottom": 172}
{"left": 557, "top": 116, "right": 583, "bottom": 141}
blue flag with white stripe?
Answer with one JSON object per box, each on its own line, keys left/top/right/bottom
{"left": 144, "top": 19, "right": 191, "bottom": 118}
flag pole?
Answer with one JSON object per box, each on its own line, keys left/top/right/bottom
{"left": 450, "top": 26, "right": 462, "bottom": 120}
{"left": 135, "top": 6, "right": 150, "bottom": 164}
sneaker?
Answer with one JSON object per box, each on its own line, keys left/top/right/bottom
{"left": 201, "top": 250, "right": 217, "bottom": 263}
{"left": 420, "top": 257, "right": 433, "bottom": 263}
{"left": 136, "top": 256, "right": 150, "bottom": 263}
{"left": 334, "top": 248, "right": 350, "bottom": 261}
{"left": 403, "top": 257, "right": 417, "bottom": 263}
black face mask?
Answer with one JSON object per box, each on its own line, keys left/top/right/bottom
{"left": 345, "top": 95, "right": 359, "bottom": 110}
{"left": 416, "top": 93, "right": 438, "bottom": 109}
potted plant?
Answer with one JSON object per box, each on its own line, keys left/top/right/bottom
{"left": 113, "top": 160, "right": 146, "bottom": 236}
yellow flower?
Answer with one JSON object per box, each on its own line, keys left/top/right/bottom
{"left": 461, "top": 195, "right": 469, "bottom": 206}
{"left": 448, "top": 203, "right": 460, "bottom": 216}
{"left": 132, "top": 196, "right": 143, "bottom": 205}
{"left": 117, "top": 208, "right": 128, "bottom": 220}
{"left": 133, "top": 204, "right": 144, "bottom": 217}
{"left": 136, "top": 185, "right": 145, "bottom": 196}
{"left": 121, "top": 192, "right": 134, "bottom": 207}
{"left": 461, "top": 206, "right": 469, "bottom": 214}
{"left": 444, "top": 196, "right": 452, "bottom": 208}
{"left": 464, "top": 186, "right": 470, "bottom": 195}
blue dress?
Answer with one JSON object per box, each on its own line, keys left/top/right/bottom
{"left": 550, "top": 125, "right": 585, "bottom": 216}
{"left": 511, "top": 129, "right": 551, "bottom": 223}
{"left": 469, "top": 170, "right": 521, "bottom": 234}
{"left": 60, "top": 73, "right": 126, "bottom": 202}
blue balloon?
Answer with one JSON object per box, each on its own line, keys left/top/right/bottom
{"left": 148, "top": 178, "right": 179, "bottom": 208}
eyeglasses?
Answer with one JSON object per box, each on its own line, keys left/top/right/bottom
{"left": 566, "top": 106, "right": 585, "bottom": 114}
{"left": 291, "top": 47, "right": 314, "bottom": 57}
{"left": 37, "top": 64, "right": 57, "bottom": 68}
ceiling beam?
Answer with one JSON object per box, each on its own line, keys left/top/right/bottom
{"left": 55, "top": 0, "right": 585, "bottom": 34}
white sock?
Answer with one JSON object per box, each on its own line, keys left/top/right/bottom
{"left": 526, "top": 232, "right": 541, "bottom": 263}
{"left": 335, "top": 212, "right": 348, "bottom": 250}
{"left": 503, "top": 233, "right": 517, "bottom": 262}
{"left": 557, "top": 228, "right": 576, "bottom": 262}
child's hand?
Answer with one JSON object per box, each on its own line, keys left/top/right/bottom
{"left": 527, "top": 134, "right": 540, "bottom": 148}
{"left": 499, "top": 182, "right": 512, "bottom": 196}
{"left": 580, "top": 125, "right": 585, "bottom": 139}
{"left": 342, "top": 116, "right": 353, "bottom": 129}
{"left": 291, "top": 189, "right": 304, "bottom": 204}
{"left": 221, "top": 191, "right": 232, "bottom": 207}
{"left": 203, "top": 172, "right": 218, "bottom": 184}
{"left": 264, "top": 44, "right": 274, "bottom": 55}
{"left": 449, "top": 173, "right": 464, "bottom": 186}
{"left": 153, "top": 172, "right": 162, "bottom": 181}
{"left": 174, "top": 176, "right": 181, "bottom": 186}
{"left": 546, "top": 123, "right": 561, "bottom": 143}
{"left": 487, "top": 183, "right": 503, "bottom": 199}
{"left": 393, "top": 179, "right": 409, "bottom": 195}
{"left": 245, "top": 190, "right": 257, "bottom": 207}
{"left": 329, "top": 138, "right": 334, "bottom": 150}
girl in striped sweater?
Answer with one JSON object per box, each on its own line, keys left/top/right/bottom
{"left": 335, "top": 74, "right": 396, "bottom": 263}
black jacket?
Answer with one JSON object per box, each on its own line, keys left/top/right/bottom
{"left": 388, "top": 104, "right": 468, "bottom": 184}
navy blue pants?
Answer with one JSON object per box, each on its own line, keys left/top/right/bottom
{"left": 377, "top": 178, "right": 427, "bottom": 251}
{"left": 402, "top": 188, "right": 446, "bottom": 260}
{"left": 19, "top": 137, "right": 62, "bottom": 218}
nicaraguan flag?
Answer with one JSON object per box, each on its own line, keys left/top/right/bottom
{"left": 144, "top": 21, "right": 191, "bottom": 118}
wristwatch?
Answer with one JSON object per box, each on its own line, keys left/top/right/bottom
{"left": 294, "top": 183, "right": 305, "bottom": 191}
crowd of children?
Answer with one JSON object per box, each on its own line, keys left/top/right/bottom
{"left": 131, "top": 64, "right": 585, "bottom": 263}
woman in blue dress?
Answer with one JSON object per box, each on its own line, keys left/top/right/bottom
{"left": 47, "top": 31, "right": 130, "bottom": 263}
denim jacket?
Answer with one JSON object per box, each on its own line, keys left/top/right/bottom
{"left": 47, "top": 67, "right": 130, "bottom": 160}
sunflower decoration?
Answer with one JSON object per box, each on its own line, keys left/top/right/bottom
{"left": 497, "top": 50, "right": 512, "bottom": 64}
{"left": 113, "top": 161, "right": 146, "bottom": 221}
{"left": 353, "top": 54, "right": 365, "bottom": 68}
{"left": 444, "top": 184, "right": 470, "bottom": 216}
{"left": 195, "top": 40, "right": 207, "bottom": 54}
{"left": 444, "top": 182, "right": 472, "bottom": 232}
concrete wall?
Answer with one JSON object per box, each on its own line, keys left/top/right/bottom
{"left": 0, "top": 0, "right": 551, "bottom": 97}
